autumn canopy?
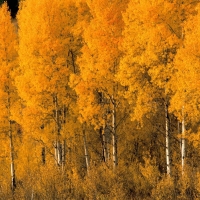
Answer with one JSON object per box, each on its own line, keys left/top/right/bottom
{"left": 0, "top": 0, "right": 200, "bottom": 199}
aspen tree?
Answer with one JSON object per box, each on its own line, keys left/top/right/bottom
{"left": 170, "top": 3, "right": 200, "bottom": 174}
{"left": 71, "top": 0, "right": 128, "bottom": 169}
{"left": 118, "top": 0, "right": 190, "bottom": 176}
{"left": 16, "top": 0, "right": 78, "bottom": 166}
{"left": 0, "top": 2, "right": 18, "bottom": 192}
{"left": 83, "top": 129, "right": 89, "bottom": 174}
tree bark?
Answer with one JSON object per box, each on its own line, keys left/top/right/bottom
{"left": 83, "top": 130, "right": 89, "bottom": 174}
{"left": 99, "top": 126, "right": 108, "bottom": 162}
{"left": 177, "top": 120, "right": 181, "bottom": 150}
{"left": 53, "top": 95, "right": 62, "bottom": 166}
{"left": 165, "top": 101, "right": 171, "bottom": 176}
{"left": 62, "top": 139, "right": 66, "bottom": 170}
{"left": 181, "top": 106, "right": 186, "bottom": 174}
{"left": 54, "top": 140, "right": 62, "bottom": 166}
{"left": 112, "top": 95, "right": 118, "bottom": 169}
{"left": 9, "top": 120, "right": 16, "bottom": 192}
{"left": 7, "top": 87, "right": 16, "bottom": 192}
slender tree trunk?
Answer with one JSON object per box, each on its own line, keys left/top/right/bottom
{"left": 7, "top": 88, "right": 16, "bottom": 192}
{"left": 55, "top": 140, "right": 62, "bottom": 165}
{"left": 112, "top": 95, "right": 118, "bottom": 169}
{"left": 107, "top": 143, "right": 110, "bottom": 161}
{"left": 105, "top": 129, "right": 110, "bottom": 162}
{"left": 57, "top": 141, "right": 62, "bottom": 165}
{"left": 62, "top": 139, "right": 66, "bottom": 170}
{"left": 177, "top": 120, "right": 181, "bottom": 151}
{"left": 83, "top": 130, "right": 89, "bottom": 174}
{"left": 100, "top": 126, "right": 108, "bottom": 162}
{"left": 9, "top": 120, "right": 16, "bottom": 193}
{"left": 99, "top": 127, "right": 105, "bottom": 162}
{"left": 181, "top": 106, "right": 186, "bottom": 174}
{"left": 103, "top": 130, "right": 108, "bottom": 162}
{"left": 165, "top": 101, "right": 171, "bottom": 176}
{"left": 61, "top": 105, "right": 66, "bottom": 169}
{"left": 54, "top": 142, "right": 58, "bottom": 165}
{"left": 31, "top": 190, "right": 34, "bottom": 200}
{"left": 180, "top": 28, "right": 186, "bottom": 175}
{"left": 53, "top": 95, "right": 62, "bottom": 166}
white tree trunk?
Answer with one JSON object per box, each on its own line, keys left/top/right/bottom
{"left": 7, "top": 89, "right": 16, "bottom": 192}
{"left": 102, "top": 131, "right": 108, "bottom": 162}
{"left": 165, "top": 102, "right": 171, "bottom": 176}
{"left": 57, "top": 141, "right": 62, "bottom": 165}
{"left": 9, "top": 120, "right": 16, "bottom": 192}
{"left": 83, "top": 130, "right": 89, "bottom": 174}
{"left": 53, "top": 95, "right": 63, "bottom": 166}
{"left": 181, "top": 106, "right": 186, "bottom": 174}
{"left": 100, "top": 126, "right": 108, "bottom": 162}
{"left": 112, "top": 95, "right": 118, "bottom": 169}
{"left": 62, "top": 139, "right": 66, "bottom": 170}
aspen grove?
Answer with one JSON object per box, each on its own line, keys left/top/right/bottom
{"left": 1, "top": 0, "right": 200, "bottom": 199}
